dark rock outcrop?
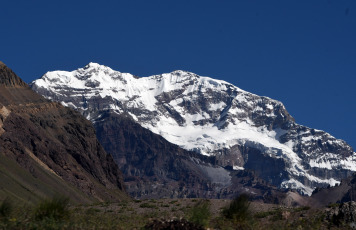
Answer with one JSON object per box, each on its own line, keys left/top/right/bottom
{"left": 326, "top": 201, "right": 356, "bottom": 227}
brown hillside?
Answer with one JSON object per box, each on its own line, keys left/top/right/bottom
{"left": 0, "top": 62, "right": 127, "bottom": 203}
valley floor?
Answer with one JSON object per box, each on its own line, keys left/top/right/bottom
{"left": 0, "top": 197, "right": 352, "bottom": 229}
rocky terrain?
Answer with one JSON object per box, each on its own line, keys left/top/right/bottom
{"left": 91, "top": 109, "right": 291, "bottom": 201}
{"left": 325, "top": 201, "right": 356, "bottom": 228}
{"left": 0, "top": 61, "right": 127, "bottom": 203}
{"left": 310, "top": 172, "right": 356, "bottom": 207}
{"left": 31, "top": 63, "right": 356, "bottom": 197}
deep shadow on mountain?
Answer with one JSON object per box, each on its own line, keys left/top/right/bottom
{"left": 310, "top": 173, "right": 356, "bottom": 207}
{"left": 0, "top": 62, "right": 127, "bottom": 203}
{"left": 93, "top": 111, "right": 293, "bottom": 203}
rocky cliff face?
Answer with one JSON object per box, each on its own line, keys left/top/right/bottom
{"left": 0, "top": 62, "right": 127, "bottom": 203}
{"left": 31, "top": 63, "right": 356, "bottom": 196}
{"left": 92, "top": 111, "right": 289, "bottom": 200}
{"left": 94, "top": 111, "right": 222, "bottom": 198}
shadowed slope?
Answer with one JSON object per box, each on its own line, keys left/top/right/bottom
{"left": 310, "top": 173, "right": 356, "bottom": 207}
{"left": 94, "top": 111, "right": 291, "bottom": 202}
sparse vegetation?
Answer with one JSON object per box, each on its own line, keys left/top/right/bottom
{"left": 34, "top": 196, "right": 70, "bottom": 221}
{"left": 186, "top": 200, "right": 211, "bottom": 227}
{"left": 293, "top": 206, "right": 311, "bottom": 212}
{"left": 0, "top": 198, "right": 12, "bottom": 219}
{"left": 254, "top": 210, "right": 277, "bottom": 219}
{"left": 328, "top": 203, "right": 340, "bottom": 208}
{"left": 222, "top": 194, "right": 251, "bottom": 222}
{"left": 86, "top": 207, "right": 101, "bottom": 215}
{"left": 140, "top": 203, "right": 157, "bottom": 209}
{"left": 0, "top": 197, "right": 349, "bottom": 229}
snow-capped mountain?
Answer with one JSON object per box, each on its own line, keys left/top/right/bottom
{"left": 31, "top": 62, "right": 356, "bottom": 195}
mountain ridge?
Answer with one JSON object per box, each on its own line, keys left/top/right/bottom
{"left": 0, "top": 61, "right": 28, "bottom": 87}
{"left": 31, "top": 62, "right": 356, "bottom": 196}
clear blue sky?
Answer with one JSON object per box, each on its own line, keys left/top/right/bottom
{"left": 1, "top": 0, "right": 355, "bottom": 149}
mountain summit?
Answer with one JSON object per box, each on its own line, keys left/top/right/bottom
{"left": 31, "top": 63, "right": 356, "bottom": 196}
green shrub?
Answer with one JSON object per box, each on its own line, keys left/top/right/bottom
{"left": 34, "top": 196, "right": 70, "bottom": 221}
{"left": 294, "top": 206, "right": 311, "bottom": 212}
{"left": 222, "top": 194, "right": 251, "bottom": 222}
{"left": 86, "top": 207, "right": 101, "bottom": 215}
{"left": 254, "top": 210, "right": 275, "bottom": 219}
{"left": 101, "top": 201, "right": 110, "bottom": 207}
{"left": 269, "top": 208, "right": 283, "bottom": 221}
{"left": 119, "top": 202, "right": 128, "bottom": 208}
{"left": 140, "top": 203, "right": 157, "bottom": 209}
{"left": 187, "top": 200, "right": 211, "bottom": 227}
{"left": 328, "top": 203, "right": 340, "bottom": 208}
{"left": 0, "top": 198, "right": 12, "bottom": 219}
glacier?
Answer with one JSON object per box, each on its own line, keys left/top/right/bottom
{"left": 31, "top": 62, "right": 356, "bottom": 195}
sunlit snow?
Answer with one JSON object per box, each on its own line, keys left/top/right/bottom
{"left": 32, "top": 62, "right": 356, "bottom": 196}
